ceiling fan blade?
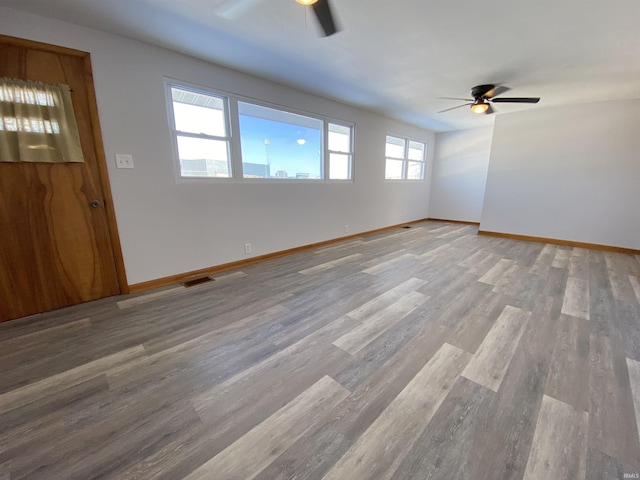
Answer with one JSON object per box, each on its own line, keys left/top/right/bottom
{"left": 214, "top": 0, "right": 266, "bottom": 19}
{"left": 491, "top": 97, "right": 540, "bottom": 103}
{"left": 437, "top": 103, "right": 473, "bottom": 113}
{"left": 484, "top": 104, "right": 494, "bottom": 115}
{"left": 437, "top": 97, "right": 474, "bottom": 101}
{"left": 484, "top": 85, "right": 510, "bottom": 98}
{"left": 312, "top": 0, "right": 339, "bottom": 37}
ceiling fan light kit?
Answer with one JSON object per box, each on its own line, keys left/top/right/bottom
{"left": 295, "top": 0, "right": 318, "bottom": 5}
{"left": 439, "top": 84, "right": 541, "bottom": 115}
{"left": 471, "top": 101, "right": 489, "bottom": 114}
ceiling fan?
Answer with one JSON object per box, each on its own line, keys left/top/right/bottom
{"left": 438, "top": 84, "right": 540, "bottom": 114}
{"left": 215, "top": 0, "right": 339, "bottom": 37}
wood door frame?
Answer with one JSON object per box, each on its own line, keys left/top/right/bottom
{"left": 1, "top": 34, "right": 129, "bottom": 294}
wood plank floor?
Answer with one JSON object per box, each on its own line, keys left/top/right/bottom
{"left": 1, "top": 220, "right": 640, "bottom": 479}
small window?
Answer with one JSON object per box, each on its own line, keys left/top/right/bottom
{"left": 168, "top": 85, "right": 231, "bottom": 178}
{"left": 238, "top": 102, "right": 322, "bottom": 179}
{"left": 0, "top": 78, "right": 84, "bottom": 164}
{"left": 385, "top": 135, "right": 426, "bottom": 180}
{"left": 328, "top": 122, "right": 353, "bottom": 180}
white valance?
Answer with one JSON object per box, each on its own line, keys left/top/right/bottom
{"left": 0, "top": 77, "right": 84, "bottom": 163}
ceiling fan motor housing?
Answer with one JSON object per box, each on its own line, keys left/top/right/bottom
{"left": 471, "top": 84, "right": 495, "bottom": 99}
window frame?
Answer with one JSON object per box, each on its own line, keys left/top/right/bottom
{"left": 166, "top": 82, "right": 233, "bottom": 179}
{"left": 165, "top": 79, "right": 355, "bottom": 182}
{"left": 384, "top": 134, "right": 427, "bottom": 181}
{"left": 237, "top": 99, "right": 324, "bottom": 181}
{"left": 325, "top": 120, "right": 355, "bottom": 181}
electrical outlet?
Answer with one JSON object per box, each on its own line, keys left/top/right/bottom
{"left": 115, "top": 154, "right": 134, "bottom": 169}
{"left": 244, "top": 243, "right": 252, "bottom": 254}
{"left": 344, "top": 225, "right": 349, "bottom": 234}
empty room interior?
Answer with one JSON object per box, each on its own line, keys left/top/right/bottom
{"left": 1, "top": 1, "right": 640, "bottom": 479}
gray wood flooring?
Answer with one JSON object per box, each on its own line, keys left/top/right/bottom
{"left": 1, "top": 221, "right": 640, "bottom": 479}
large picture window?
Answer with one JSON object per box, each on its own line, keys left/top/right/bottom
{"left": 238, "top": 102, "right": 322, "bottom": 179}
{"left": 384, "top": 135, "right": 427, "bottom": 180}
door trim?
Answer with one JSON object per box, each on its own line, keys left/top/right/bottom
{"left": 0, "top": 34, "right": 129, "bottom": 294}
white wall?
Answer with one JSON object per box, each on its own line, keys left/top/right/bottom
{"left": 481, "top": 100, "right": 640, "bottom": 250}
{"left": 0, "top": 8, "right": 435, "bottom": 285}
{"left": 429, "top": 127, "right": 493, "bottom": 223}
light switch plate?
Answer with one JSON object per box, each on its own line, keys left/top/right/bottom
{"left": 115, "top": 154, "right": 134, "bottom": 169}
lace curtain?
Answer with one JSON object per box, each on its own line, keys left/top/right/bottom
{"left": 0, "top": 77, "right": 84, "bottom": 163}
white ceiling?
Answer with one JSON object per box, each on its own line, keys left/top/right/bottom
{"left": 2, "top": 0, "right": 640, "bottom": 132}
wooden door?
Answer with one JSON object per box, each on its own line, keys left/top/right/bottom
{"left": 0, "top": 35, "right": 127, "bottom": 322}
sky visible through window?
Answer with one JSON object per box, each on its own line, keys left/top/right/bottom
{"left": 239, "top": 114, "right": 322, "bottom": 179}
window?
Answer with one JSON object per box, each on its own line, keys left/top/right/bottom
{"left": 238, "top": 102, "right": 322, "bottom": 179}
{"left": 238, "top": 102, "right": 353, "bottom": 180}
{"left": 0, "top": 78, "right": 84, "bottom": 164}
{"left": 168, "top": 85, "right": 231, "bottom": 178}
{"left": 328, "top": 122, "right": 353, "bottom": 180}
{"left": 166, "top": 81, "right": 354, "bottom": 180}
{"left": 384, "top": 135, "right": 427, "bottom": 180}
